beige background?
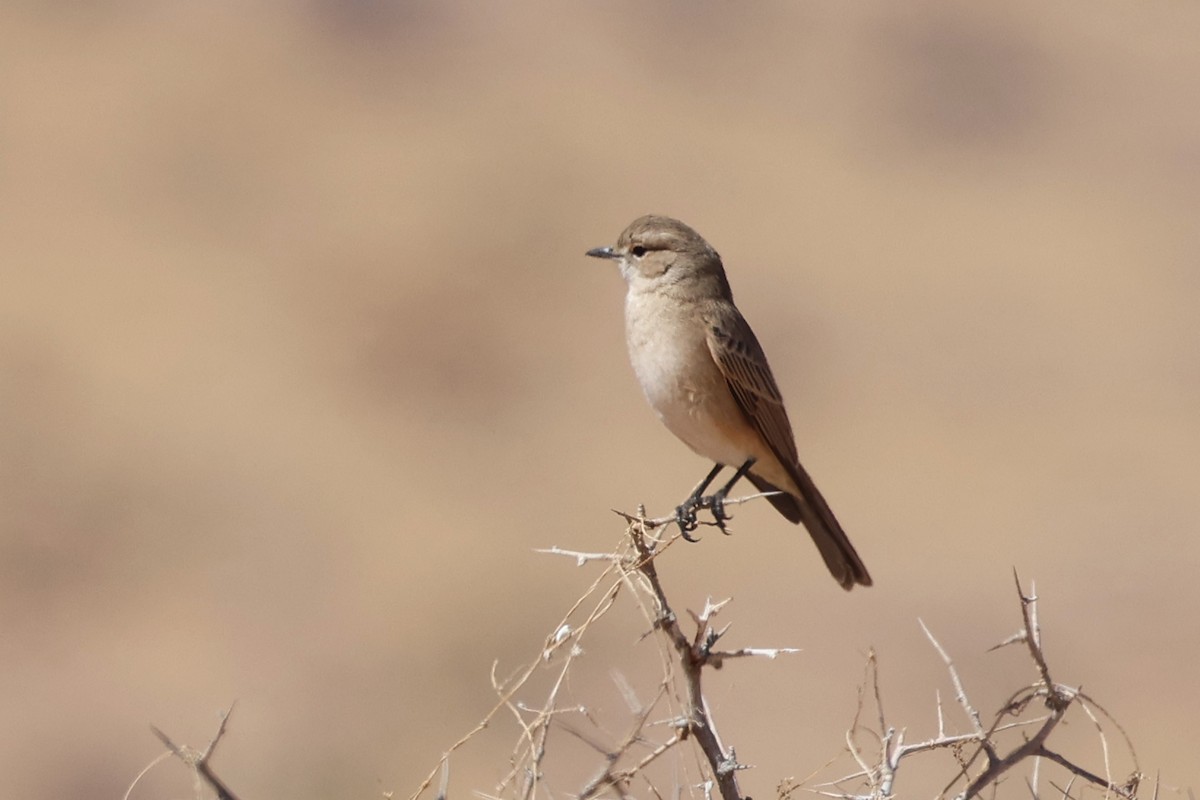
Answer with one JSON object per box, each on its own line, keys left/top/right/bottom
{"left": 2, "top": 2, "right": 1197, "bottom": 797}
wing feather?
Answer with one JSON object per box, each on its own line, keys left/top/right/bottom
{"left": 704, "top": 305, "right": 872, "bottom": 589}
{"left": 703, "top": 308, "right": 799, "bottom": 472}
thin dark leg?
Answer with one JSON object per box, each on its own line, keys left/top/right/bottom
{"left": 710, "top": 457, "right": 756, "bottom": 534}
{"left": 676, "top": 463, "right": 724, "bottom": 541}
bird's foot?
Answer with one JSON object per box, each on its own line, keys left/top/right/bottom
{"left": 674, "top": 501, "right": 701, "bottom": 541}
{"left": 676, "top": 488, "right": 737, "bottom": 539}
{"left": 708, "top": 491, "right": 734, "bottom": 535}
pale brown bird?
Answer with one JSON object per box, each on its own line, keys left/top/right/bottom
{"left": 587, "top": 215, "right": 871, "bottom": 590}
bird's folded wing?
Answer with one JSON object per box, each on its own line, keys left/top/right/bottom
{"left": 705, "top": 305, "right": 872, "bottom": 590}
{"left": 703, "top": 307, "right": 800, "bottom": 471}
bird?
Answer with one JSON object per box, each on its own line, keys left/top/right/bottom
{"left": 586, "top": 215, "right": 871, "bottom": 590}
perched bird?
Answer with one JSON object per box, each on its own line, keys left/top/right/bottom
{"left": 587, "top": 215, "right": 871, "bottom": 590}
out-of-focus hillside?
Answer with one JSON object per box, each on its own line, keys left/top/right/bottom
{"left": 1, "top": 2, "right": 1196, "bottom": 797}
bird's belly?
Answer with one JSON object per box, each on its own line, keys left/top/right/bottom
{"left": 628, "top": 333, "right": 759, "bottom": 468}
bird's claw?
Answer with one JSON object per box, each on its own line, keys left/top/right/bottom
{"left": 674, "top": 494, "right": 735, "bottom": 539}
{"left": 709, "top": 492, "right": 734, "bottom": 535}
{"left": 675, "top": 503, "right": 701, "bottom": 541}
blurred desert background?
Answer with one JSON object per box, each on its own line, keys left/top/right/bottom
{"left": 2, "top": 1, "right": 1198, "bottom": 797}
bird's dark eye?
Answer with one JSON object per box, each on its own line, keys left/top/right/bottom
{"left": 631, "top": 245, "right": 647, "bottom": 257}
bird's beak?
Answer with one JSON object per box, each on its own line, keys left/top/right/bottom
{"left": 586, "top": 246, "right": 619, "bottom": 260}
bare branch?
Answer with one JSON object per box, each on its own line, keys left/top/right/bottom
{"left": 626, "top": 520, "right": 748, "bottom": 800}
{"left": 150, "top": 704, "right": 240, "bottom": 800}
{"left": 918, "top": 618, "right": 989, "bottom": 743}
{"left": 814, "top": 576, "right": 1144, "bottom": 800}
{"left": 404, "top": 499, "right": 1153, "bottom": 800}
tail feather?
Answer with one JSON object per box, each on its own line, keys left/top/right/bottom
{"left": 746, "top": 471, "right": 872, "bottom": 591}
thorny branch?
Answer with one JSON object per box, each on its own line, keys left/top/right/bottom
{"left": 490, "top": 497, "right": 798, "bottom": 800}
{"left": 625, "top": 519, "right": 749, "bottom": 800}
{"left": 132, "top": 704, "right": 241, "bottom": 800}
{"left": 127, "top": 508, "right": 1164, "bottom": 800}
{"left": 812, "top": 572, "right": 1143, "bottom": 800}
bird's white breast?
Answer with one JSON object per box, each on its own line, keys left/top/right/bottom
{"left": 623, "top": 287, "right": 755, "bottom": 467}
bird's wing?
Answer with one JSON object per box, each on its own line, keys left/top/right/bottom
{"left": 702, "top": 304, "right": 800, "bottom": 472}
{"left": 704, "top": 302, "right": 872, "bottom": 590}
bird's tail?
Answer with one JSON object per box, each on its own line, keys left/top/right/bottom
{"left": 747, "top": 470, "right": 872, "bottom": 591}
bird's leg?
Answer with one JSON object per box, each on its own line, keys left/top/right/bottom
{"left": 709, "top": 457, "right": 756, "bottom": 534}
{"left": 676, "top": 463, "right": 724, "bottom": 541}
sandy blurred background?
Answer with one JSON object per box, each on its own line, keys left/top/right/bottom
{"left": 2, "top": 1, "right": 1197, "bottom": 797}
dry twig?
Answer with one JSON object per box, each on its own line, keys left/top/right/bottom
{"left": 818, "top": 573, "right": 1142, "bottom": 800}
{"left": 410, "top": 494, "right": 797, "bottom": 800}
{"left": 144, "top": 704, "right": 240, "bottom": 800}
